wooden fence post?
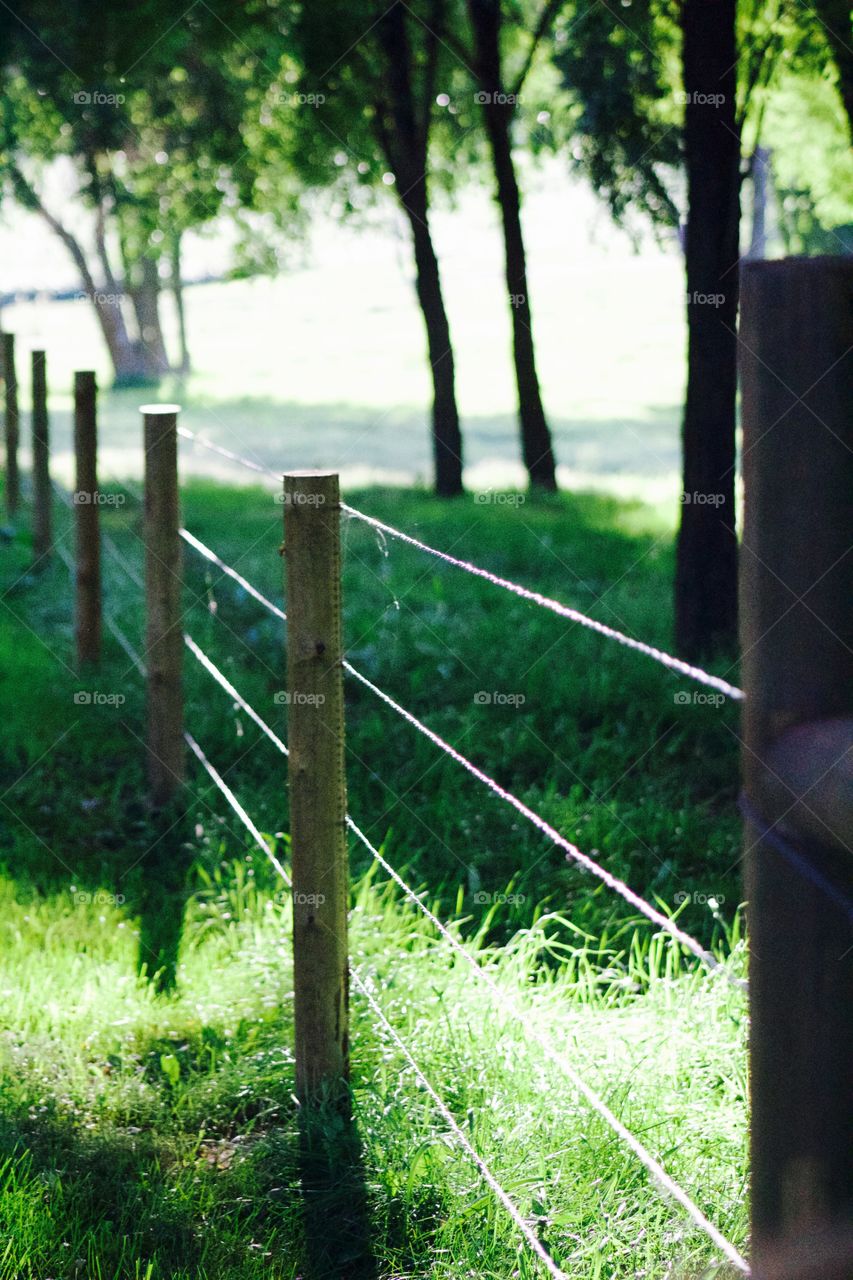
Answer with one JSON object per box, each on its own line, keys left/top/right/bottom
{"left": 142, "top": 403, "right": 184, "bottom": 809}
{"left": 31, "top": 350, "right": 52, "bottom": 562}
{"left": 283, "top": 471, "right": 349, "bottom": 1103}
{"left": 74, "top": 370, "right": 101, "bottom": 666}
{"left": 739, "top": 257, "right": 853, "bottom": 1278}
{"left": 3, "top": 332, "right": 19, "bottom": 519}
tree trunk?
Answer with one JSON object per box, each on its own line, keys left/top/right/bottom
{"left": 466, "top": 0, "right": 557, "bottom": 491}
{"left": 32, "top": 194, "right": 147, "bottom": 384}
{"left": 815, "top": 0, "right": 853, "bottom": 137}
{"left": 399, "top": 192, "right": 464, "bottom": 496}
{"left": 675, "top": 0, "right": 741, "bottom": 660}
{"left": 748, "top": 146, "right": 770, "bottom": 259}
{"left": 129, "top": 255, "right": 170, "bottom": 380}
{"left": 376, "top": 1, "right": 463, "bottom": 496}
{"left": 172, "top": 236, "right": 191, "bottom": 376}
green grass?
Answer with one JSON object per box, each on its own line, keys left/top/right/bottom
{"left": 0, "top": 478, "right": 749, "bottom": 1278}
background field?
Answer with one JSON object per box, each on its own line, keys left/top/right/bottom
{"left": 1, "top": 164, "right": 690, "bottom": 508}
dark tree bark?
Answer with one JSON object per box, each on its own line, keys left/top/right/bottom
{"left": 172, "top": 235, "right": 191, "bottom": 376}
{"left": 466, "top": 0, "right": 557, "bottom": 490}
{"left": 675, "top": 0, "right": 741, "bottom": 659}
{"left": 129, "top": 255, "right": 170, "bottom": 379}
{"left": 376, "top": 3, "right": 464, "bottom": 496}
{"left": 814, "top": 0, "right": 853, "bottom": 137}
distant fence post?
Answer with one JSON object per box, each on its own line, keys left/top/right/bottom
{"left": 3, "top": 332, "right": 19, "bottom": 519}
{"left": 74, "top": 370, "right": 101, "bottom": 666}
{"left": 142, "top": 404, "right": 184, "bottom": 809}
{"left": 740, "top": 258, "right": 853, "bottom": 1277}
{"left": 283, "top": 470, "right": 349, "bottom": 1103}
{"left": 31, "top": 350, "right": 52, "bottom": 562}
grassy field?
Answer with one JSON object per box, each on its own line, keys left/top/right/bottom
{"left": 0, "top": 477, "right": 748, "bottom": 1278}
{"left": 2, "top": 166, "right": 689, "bottom": 508}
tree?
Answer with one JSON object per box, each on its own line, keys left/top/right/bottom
{"left": 0, "top": 1, "right": 283, "bottom": 384}
{"left": 462, "top": 0, "right": 561, "bottom": 489}
{"left": 256, "top": 0, "right": 465, "bottom": 495}
{"left": 673, "top": 0, "right": 742, "bottom": 659}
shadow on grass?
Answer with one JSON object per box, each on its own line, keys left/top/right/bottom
{"left": 297, "top": 1100, "right": 379, "bottom": 1280}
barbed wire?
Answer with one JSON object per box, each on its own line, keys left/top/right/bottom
{"left": 342, "top": 504, "right": 744, "bottom": 701}
{"left": 53, "top": 494, "right": 747, "bottom": 1274}
{"left": 179, "top": 528, "right": 287, "bottom": 621}
{"left": 343, "top": 662, "right": 743, "bottom": 986}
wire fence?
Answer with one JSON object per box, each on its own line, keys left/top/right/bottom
{"left": 43, "top": 419, "right": 752, "bottom": 1277}
{"left": 7, "top": 264, "right": 849, "bottom": 1277}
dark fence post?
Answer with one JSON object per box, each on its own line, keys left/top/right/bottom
{"left": 74, "top": 370, "right": 101, "bottom": 666}
{"left": 740, "top": 257, "right": 853, "bottom": 1278}
{"left": 283, "top": 470, "right": 349, "bottom": 1103}
{"left": 142, "top": 403, "right": 184, "bottom": 809}
{"left": 31, "top": 350, "right": 52, "bottom": 562}
{"left": 3, "top": 332, "right": 19, "bottom": 519}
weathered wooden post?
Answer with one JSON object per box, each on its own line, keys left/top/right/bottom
{"left": 283, "top": 471, "right": 349, "bottom": 1102}
{"left": 740, "top": 258, "right": 853, "bottom": 1279}
{"left": 74, "top": 370, "right": 101, "bottom": 666}
{"left": 31, "top": 350, "right": 52, "bottom": 561}
{"left": 3, "top": 332, "right": 19, "bottom": 518}
{"left": 142, "top": 404, "right": 184, "bottom": 809}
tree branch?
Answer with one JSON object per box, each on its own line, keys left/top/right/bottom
{"left": 512, "top": 0, "right": 568, "bottom": 96}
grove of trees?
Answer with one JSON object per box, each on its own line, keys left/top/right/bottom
{"left": 1, "top": 0, "right": 850, "bottom": 655}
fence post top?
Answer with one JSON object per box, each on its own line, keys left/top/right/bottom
{"left": 283, "top": 469, "right": 339, "bottom": 480}
{"left": 139, "top": 403, "right": 182, "bottom": 416}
